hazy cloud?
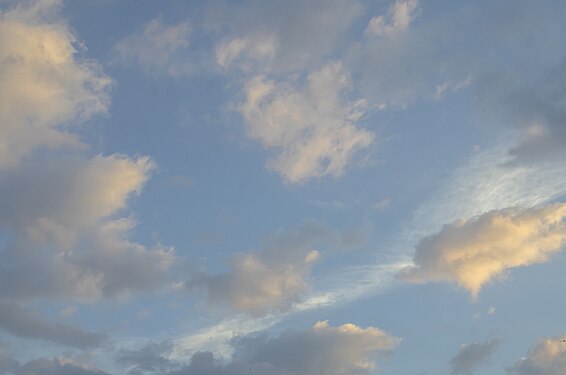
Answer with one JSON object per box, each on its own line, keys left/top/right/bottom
{"left": 113, "top": 18, "right": 192, "bottom": 77}
{"left": 401, "top": 203, "right": 566, "bottom": 297}
{"left": 450, "top": 339, "right": 500, "bottom": 375}
{"left": 0, "top": 303, "right": 106, "bottom": 349}
{"left": 365, "top": 0, "right": 419, "bottom": 37}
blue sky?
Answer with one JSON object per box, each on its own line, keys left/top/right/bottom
{"left": 1, "top": 0, "right": 566, "bottom": 374}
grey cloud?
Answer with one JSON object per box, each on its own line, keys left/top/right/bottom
{"left": 0, "top": 156, "right": 174, "bottom": 301}
{"left": 116, "top": 342, "right": 173, "bottom": 375}
{"left": 187, "top": 219, "right": 371, "bottom": 315}
{"left": 13, "top": 357, "right": 110, "bottom": 375}
{"left": 0, "top": 303, "right": 106, "bottom": 349}
{"left": 450, "top": 339, "right": 500, "bottom": 375}
{"left": 166, "top": 321, "right": 398, "bottom": 375}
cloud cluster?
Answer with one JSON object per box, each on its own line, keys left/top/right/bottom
{"left": 0, "top": 1, "right": 174, "bottom": 306}
{"left": 508, "top": 334, "right": 566, "bottom": 375}
{"left": 0, "top": 0, "right": 111, "bottom": 170}
{"left": 450, "top": 339, "right": 500, "bottom": 375}
{"left": 121, "top": 321, "right": 399, "bottom": 375}
{"left": 187, "top": 219, "right": 370, "bottom": 315}
{"left": 401, "top": 203, "right": 566, "bottom": 297}
{"left": 239, "top": 63, "right": 374, "bottom": 183}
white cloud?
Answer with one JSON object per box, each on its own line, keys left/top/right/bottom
{"left": 508, "top": 334, "right": 566, "bottom": 375}
{"left": 365, "top": 0, "right": 419, "bottom": 37}
{"left": 0, "top": 0, "right": 111, "bottom": 169}
{"left": 401, "top": 203, "right": 566, "bottom": 297}
{"left": 239, "top": 62, "right": 374, "bottom": 183}
{"left": 113, "top": 18, "right": 192, "bottom": 76}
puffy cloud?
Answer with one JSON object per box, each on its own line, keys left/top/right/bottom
{"left": 165, "top": 321, "right": 398, "bottom": 375}
{"left": 239, "top": 62, "right": 374, "bottom": 183}
{"left": 0, "top": 303, "right": 106, "bottom": 349}
{"left": 508, "top": 334, "right": 566, "bottom": 375}
{"left": 450, "top": 339, "right": 500, "bottom": 375}
{"left": 0, "top": 155, "right": 174, "bottom": 300}
{"left": 187, "top": 219, "right": 369, "bottom": 315}
{"left": 365, "top": 0, "right": 419, "bottom": 37}
{"left": 0, "top": 0, "right": 111, "bottom": 169}
{"left": 400, "top": 203, "right": 566, "bottom": 297}
{"left": 113, "top": 18, "right": 192, "bottom": 77}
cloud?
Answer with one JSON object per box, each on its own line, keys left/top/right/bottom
{"left": 113, "top": 18, "right": 192, "bottom": 77}
{"left": 498, "top": 60, "right": 566, "bottom": 164}
{"left": 508, "top": 334, "right": 566, "bottom": 375}
{"left": 117, "top": 341, "right": 173, "bottom": 375}
{"left": 0, "top": 303, "right": 106, "bottom": 349}
{"left": 450, "top": 339, "right": 500, "bottom": 375}
{"left": 0, "top": 155, "right": 174, "bottom": 300}
{"left": 208, "top": 0, "right": 361, "bottom": 73}
{"left": 365, "top": 0, "right": 419, "bottom": 37}
{"left": 15, "top": 357, "right": 110, "bottom": 375}
{"left": 168, "top": 321, "right": 398, "bottom": 375}
{"left": 187, "top": 219, "right": 370, "bottom": 315}
{"left": 0, "top": 0, "right": 111, "bottom": 170}
{"left": 400, "top": 203, "right": 566, "bottom": 297}
{"left": 239, "top": 62, "right": 374, "bottom": 183}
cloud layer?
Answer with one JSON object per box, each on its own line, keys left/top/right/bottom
{"left": 401, "top": 203, "right": 566, "bottom": 297}
{"left": 508, "top": 334, "right": 566, "bottom": 375}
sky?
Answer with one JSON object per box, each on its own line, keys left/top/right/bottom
{"left": 0, "top": 0, "right": 566, "bottom": 374}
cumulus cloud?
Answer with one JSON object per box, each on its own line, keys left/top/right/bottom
{"left": 239, "top": 62, "right": 374, "bottom": 183}
{"left": 113, "top": 18, "right": 192, "bottom": 77}
{"left": 508, "top": 334, "right": 566, "bottom": 375}
{"left": 450, "top": 339, "right": 500, "bottom": 375}
{"left": 365, "top": 0, "right": 419, "bottom": 37}
{"left": 187, "top": 219, "right": 369, "bottom": 315}
{"left": 0, "top": 0, "right": 111, "bottom": 169}
{"left": 400, "top": 203, "right": 566, "bottom": 297}
{"left": 0, "top": 155, "right": 174, "bottom": 301}
{"left": 215, "top": 34, "right": 276, "bottom": 72}
{"left": 0, "top": 303, "right": 106, "bottom": 349}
